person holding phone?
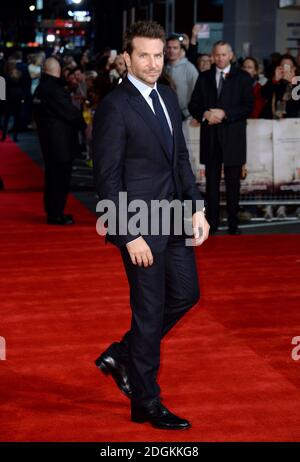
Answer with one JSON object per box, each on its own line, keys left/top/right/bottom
{"left": 261, "top": 54, "right": 300, "bottom": 119}
{"left": 109, "top": 54, "right": 127, "bottom": 86}
{"left": 242, "top": 57, "right": 266, "bottom": 119}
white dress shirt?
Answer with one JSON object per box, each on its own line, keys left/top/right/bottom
{"left": 215, "top": 64, "right": 231, "bottom": 88}
{"left": 127, "top": 72, "right": 173, "bottom": 133}
{"left": 202, "top": 65, "right": 231, "bottom": 123}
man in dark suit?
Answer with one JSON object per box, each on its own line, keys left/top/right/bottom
{"left": 189, "top": 41, "right": 253, "bottom": 235}
{"left": 33, "top": 58, "right": 86, "bottom": 225}
{"left": 93, "top": 21, "right": 209, "bottom": 430}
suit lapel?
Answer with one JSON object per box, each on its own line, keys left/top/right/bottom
{"left": 219, "top": 65, "right": 236, "bottom": 99}
{"left": 157, "top": 85, "right": 178, "bottom": 167}
{"left": 209, "top": 65, "right": 236, "bottom": 101}
{"left": 122, "top": 78, "right": 172, "bottom": 164}
{"left": 209, "top": 66, "right": 218, "bottom": 99}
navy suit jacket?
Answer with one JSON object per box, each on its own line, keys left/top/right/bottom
{"left": 92, "top": 77, "right": 202, "bottom": 251}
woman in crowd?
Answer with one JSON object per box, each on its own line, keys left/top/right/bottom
{"left": 242, "top": 57, "right": 266, "bottom": 118}
{"left": 260, "top": 54, "right": 300, "bottom": 119}
{"left": 80, "top": 49, "right": 91, "bottom": 72}
{"left": 1, "top": 60, "right": 25, "bottom": 142}
{"left": 28, "top": 52, "right": 45, "bottom": 95}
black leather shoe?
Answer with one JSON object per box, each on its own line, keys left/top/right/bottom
{"left": 228, "top": 226, "right": 242, "bottom": 235}
{"left": 47, "top": 214, "right": 74, "bottom": 225}
{"left": 95, "top": 353, "right": 132, "bottom": 398}
{"left": 131, "top": 399, "right": 191, "bottom": 430}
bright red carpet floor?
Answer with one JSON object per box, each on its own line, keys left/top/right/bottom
{"left": 1, "top": 137, "right": 300, "bottom": 442}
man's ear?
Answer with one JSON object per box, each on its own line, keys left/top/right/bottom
{"left": 123, "top": 52, "right": 131, "bottom": 69}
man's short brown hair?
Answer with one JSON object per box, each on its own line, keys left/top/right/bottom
{"left": 123, "top": 21, "right": 166, "bottom": 55}
{"left": 212, "top": 40, "right": 233, "bottom": 53}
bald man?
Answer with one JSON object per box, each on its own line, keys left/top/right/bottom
{"left": 33, "top": 57, "right": 86, "bottom": 225}
{"left": 189, "top": 41, "right": 253, "bottom": 235}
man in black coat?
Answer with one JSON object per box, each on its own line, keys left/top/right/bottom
{"left": 189, "top": 41, "right": 253, "bottom": 234}
{"left": 33, "top": 58, "right": 86, "bottom": 225}
{"left": 93, "top": 21, "right": 209, "bottom": 430}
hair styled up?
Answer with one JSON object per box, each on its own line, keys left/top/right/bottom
{"left": 123, "top": 21, "right": 166, "bottom": 55}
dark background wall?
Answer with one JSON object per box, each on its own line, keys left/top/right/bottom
{"left": 93, "top": 0, "right": 223, "bottom": 52}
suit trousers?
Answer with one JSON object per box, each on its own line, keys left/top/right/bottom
{"left": 107, "top": 230, "right": 200, "bottom": 405}
{"left": 205, "top": 138, "right": 241, "bottom": 229}
{"left": 1, "top": 101, "right": 22, "bottom": 141}
{"left": 44, "top": 160, "right": 72, "bottom": 218}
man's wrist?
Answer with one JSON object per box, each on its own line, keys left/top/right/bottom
{"left": 192, "top": 204, "right": 206, "bottom": 215}
{"left": 195, "top": 207, "right": 206, "bottom": 215}
{"left": 203, "top": 110, "right": 210, "bottom": 121}
{"left": 126, "top": 236, "right": 143, "bottom": 247}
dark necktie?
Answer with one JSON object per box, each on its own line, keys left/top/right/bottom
{"left": 149, "top": 89, "right": 173, "bottom": 160}
{"left": 217, "top": 71, "right": 224, "bottom": 98}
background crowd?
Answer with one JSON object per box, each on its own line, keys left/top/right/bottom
{"left": 0, "top": 22, "right": 299, "bottom": 224}
{"left": 1, "top": 23, "right": 300, "bottom": 147}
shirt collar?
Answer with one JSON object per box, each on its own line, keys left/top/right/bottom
{"left": 128, "top": 72, "right": 157, "bottom": 98}
{"left": 216, "top": 64, "right": 231, "bottom": 76}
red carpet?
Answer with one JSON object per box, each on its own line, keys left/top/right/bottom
{"left": 1, "top": 137, "right": 300, "bottom": 442}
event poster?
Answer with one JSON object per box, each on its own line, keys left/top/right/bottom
{"left": 183, "top": 119, "right": 300, "bottom": 196}
{"left": 183, "top": 119, "right": 274, "bottom": 195}
{"left": 182, "top": 120, "right": 205, "bottom": 189}
{"left": 273, "top": 118, "right": 300, "bottom": 193}
{"left": 243, "top": 119, "right": 274, "bottom": 194}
